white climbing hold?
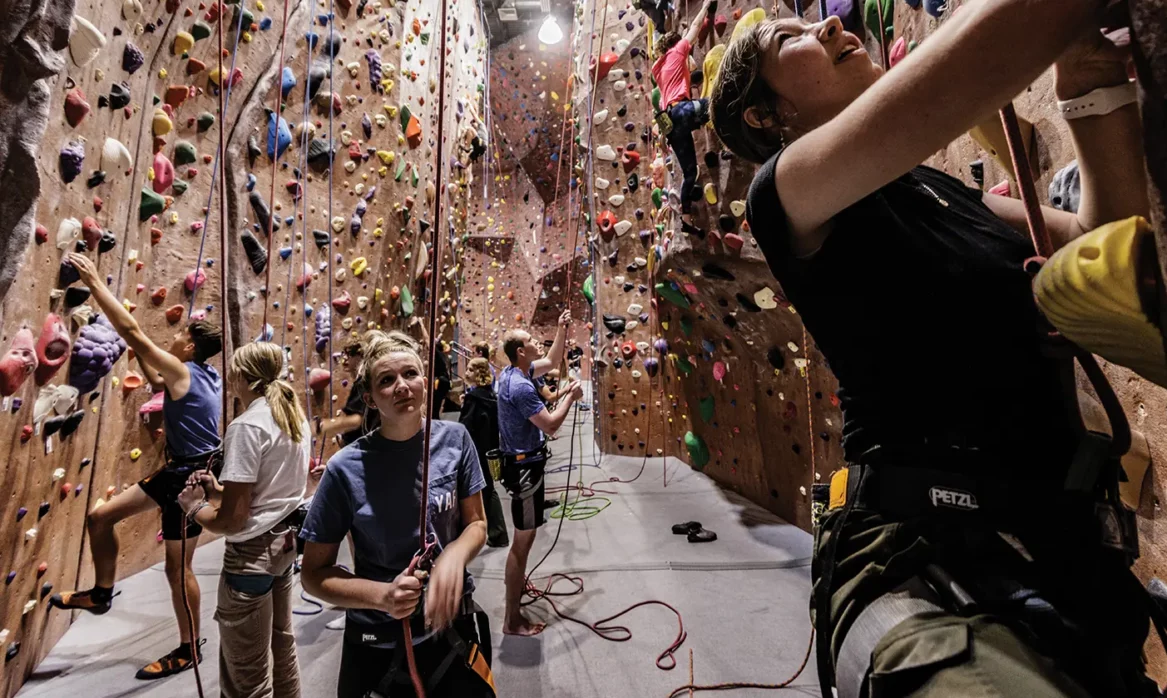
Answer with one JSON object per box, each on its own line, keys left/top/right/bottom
{"left": 52, "top": 468, "right": 65, "bottom": 482}
{"left": 101, "top": 137, "right": 133, "bottom": 172}
{"left": 70, "top": 16, "right": 107, "bottom": 67}
{"left": 614, "top": 275, "right": 625, "bottom": 285}
{"left": 631, "top": 369, "right": 642, "bottom": 378}
{"left": 122, "top": 0, "right": 142, "bottom": 22}
{"left": 787, "top": 341, "right": 801, "bottom": 353}
{"left": 357, "top": 296, "right": 369, "bottom": 309}
{"left": 595, "top": 177, "right": 610, "bottom": 190}
{"left": 613, "top": 80, "right": 627, "bottom": 91}
{"left": 343, "top": 160, "right": 357, "bottom": 173}
{"left": 614, "top": 220, "right": 632, "bottom": 236}
{"left": 730, "top": 200, "right": 747, "bottom": 217}
{"left": 593, "top": 109, "right": 609, "bottom": 125}
{"left": 609, "top": 194, "right": 625, "bottom": 207}
{"left": 56, "top": 218, "right": 82, "bottom": 250}
{"left": 331, "top": 216, "right": 345, "bottom": 233}
{"left": 24, "top": 528, "right": 36, "bottom": 542}
{"left": 636, "top": 341, "right": 650, "bottom": 353}
{"left": 596, "top": 144, "right": 617, "bottom": 161}
{"left": 22, "top": 600, "right": 36, "bottom": 615}
{"left": 616, "top": 39, "right": 630, "bottom": 53}
{"left": 341, "top": 318, "right": 353, "bottom": 330}
{"left": 626, "top": 320, "right": 639, "bottom": 330}
{"left": 754, "top": 287, "right": 778, "bottom": 309}
{"left": 633, "top": 257, "right": 647, "bottom": 267}
{"left": 627, "top": 303, "right": 643, "bottom": 315}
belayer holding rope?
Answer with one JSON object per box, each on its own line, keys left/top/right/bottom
{"left": 299, "top": 330, "right": 495, "bottom": 697}
{"left": 712, "top": 1, "right": 1155, "bottom": 696}
{"left": 497, "top": 310, "right": 583, "bottom": 637}
{"left": 51, "top": 252, "right": 224, "bottom": 682}
{"left": 176, "top": 341, "right": 311, "bottom": 698}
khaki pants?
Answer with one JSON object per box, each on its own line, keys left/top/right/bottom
{"left": 215, "top": 529, "right": 301, "bottom": 698}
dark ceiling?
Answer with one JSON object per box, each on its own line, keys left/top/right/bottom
{"left": 482, "top": 0, "right": 575, "bottom": 47}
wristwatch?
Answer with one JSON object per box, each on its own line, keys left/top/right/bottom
{"left": 1057, "top": 81, "right": 1137, "bottom": 120}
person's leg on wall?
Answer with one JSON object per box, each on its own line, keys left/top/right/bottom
{"left": 49, "top": 484, "right": 156, "bottom": 614}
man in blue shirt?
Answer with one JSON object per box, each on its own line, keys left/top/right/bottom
{"left": 497, "top": 310, "right": 582, "bottom": 636}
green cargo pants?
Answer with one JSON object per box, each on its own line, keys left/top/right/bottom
{"left": 865, "top": 612, "right": 1092, "bottom": 697}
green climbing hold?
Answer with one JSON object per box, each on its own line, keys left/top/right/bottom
{"left": 191, "top": 21, "right": 211, "bottom": 41}
{"left": 152, "top": 93, "right": 160, "bottom": 105}
{"left": 864, "top": 0, "right": 893, "bottom": 39}
{"left": 581, "top": 275, "right": 595, "bottom": 303}
{"left": 680, "top": 315, "right": 693, "bottom": 337}
{"left": 651, "top": 87, "right": 661, "bottom": 111}
{"left": 699, "top": 396, "right": 714, "bottom": 423}
{"left": 684, "top": 432, "right": 710, "bottom": 469}
{"left": 908, "top": 40, "right": 918, "bottom": 52}
{"left": 174, "top": 141, "right": 197, "bottom": 166}
{"left": 655, "top": 282, "right": 690, "bottom": 309}
{"left": 676, "top": 355, "right": 694, "bottom": 376}
{"left": 410, "top": 164, "right": 419, "bottom": 187}
{"left": 140, "top": 188, "right": 165, "bottom": 221}
{"left": 399, "top": 104, "right": 412, "bottom": 131}
{"left": 394, "top": 156, "right": 407, "bottom": 181}
{"left": 233, "top": 6, "right": 255, "bottom": 31}
{"left": 171, "top": 179, "right": 188, "bottom": 196}
{"left": 652, "top": 188, "right": 663, "bottom": 209}
{"left": 197, "top": 112, "right": 215, "bottom": 132}
{"left": 399, "top": 286, "right": 414, "bottom": 316}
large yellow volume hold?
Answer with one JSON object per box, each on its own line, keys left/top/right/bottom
{"left": 1034, "top": 216, "right": 1167, "bottom": 388}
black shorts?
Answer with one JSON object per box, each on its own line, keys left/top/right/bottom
{"left": 338, "top": 614, "right": 493, "bottom": 698}
{"left": 500, "top": 450, "right": 548, "bottom": 532}
{"left": 138, "top": 452, "right": 222, "bottom": 541}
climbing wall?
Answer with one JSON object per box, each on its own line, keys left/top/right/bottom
{"left": 0, "top": 0, "right": 485, "bottom": 690}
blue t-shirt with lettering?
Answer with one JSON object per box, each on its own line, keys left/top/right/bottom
{"left": 300, "top": 420, "right": 485, "bottom": 641}
{"left": 497, "top": 365, "right": 547, "bottom": 454}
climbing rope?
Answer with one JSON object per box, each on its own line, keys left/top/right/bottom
{"left": 315, "top": 0, "right": 339, "bottom": 472}
{"left": 260, "top": 0, "right": 293, "bottom": 333}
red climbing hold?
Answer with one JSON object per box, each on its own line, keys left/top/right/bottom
{"left": 153, "top": 152, "right": 175, "bottom": 193}
{"left": 165, "top": 304, "right": 185, "bottom": 324}
{"left": 0, "top": 327, "right": 37, "bottom": 397}
{"left": 151, "top": 287, "right": 167, "bottom": 305}
{"left": 34, "top": 314, "right": 71, "bottom": 385}
{"left": 64, "top": 89, "right": 91, "bottom": 128}
{"left": 621, "top": 149, "right": 640, "bottom": 173}
{"left": 164, "top": 85, "right": 191, "bottom": 108}
{"left": 150, "top": 227, "right": 163, "bottom": 245}
{"left": 591, "top": 52, "right": 618, "bottom": 82}
{"left": 621, "top": 341, "right": 636, "bottom": 358}
{"left": 332, "top": 291, "right": 352, "bottom": 313}
{"left": 713, "top": 361, "right": 727, "bottom": 382}
{"left": 308, "top": 368, "right": 331, "bottom": 392}
{"left": 93, "top": 196, "right": 103, "bottom": 212}
{"left": 20, "top": 425, "right": 33, "bottom": 442}
{"left": 35, "top": 224, "right": 48, "bottom": 244}
{"left": 723, "top": 233, "right": 744, "bottom": 252}
{"left": 889, "top": 36, "right": 908, "bottom": 68}
{"left": 597, "top": 210, "right": 618, "bottom": 241}
{"left": 81, "top": 217, "right": 102, "bottom": 250}
{"left": 184, "top": 268, "right": 206, "bottom": 292}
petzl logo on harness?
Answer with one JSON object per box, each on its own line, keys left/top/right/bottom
{"left": 929, "top": 486, "right": 979, "bottom": 511}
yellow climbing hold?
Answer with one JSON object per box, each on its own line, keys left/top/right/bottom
{"left": 377, "top": 150, "right": 395, "bottom": 165}
{"left": 703, "top": 183, "right": 717, "bottom": 204}
{"left": 731, "top": 8, "right": 767, "bottom": 42}
{"left": 173, "top": 31, "right": 194, "bottom": 56}
{"left": 351, "top": 257, "right": 368, "bottom": 276}
{"left": 130, "top": 448, "right": 142, "bottom": 461}
{"left": 385, "top": 105, "right": 399, "bottom": 118}
{"left": 152, "top": 108, "right": 173, "bottom": 136}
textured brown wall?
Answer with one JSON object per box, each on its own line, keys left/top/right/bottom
{"left": 0, "top": 0, "right": 485, "bottom": 691}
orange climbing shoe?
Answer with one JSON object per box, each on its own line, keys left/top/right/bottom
{"left": 135, "top": 642, "right": 202, "bottom": 681}
{"left": 48, "top": 588, "right": 112, "bottom": 615}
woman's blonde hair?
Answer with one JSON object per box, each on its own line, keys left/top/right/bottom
{"left": 711, "top": 20, "right": 788, "bottom": 164}
{"left": 230, "top": 342, "right": 307, "bottom": 443}
{"left": 466, "top": 358, "right": 492, "bottom": 387}
{"left": 358, "top": 329, "right": 424, "bottom": 393}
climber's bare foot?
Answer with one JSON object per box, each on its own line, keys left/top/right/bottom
{"left": 503, "top": 614, "right": 545, "bottom": 636}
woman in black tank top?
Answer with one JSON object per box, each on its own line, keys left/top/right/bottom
{"left": 709, "top": 5, "right": 1153, "bottom": 698}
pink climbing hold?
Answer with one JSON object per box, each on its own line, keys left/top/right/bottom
{"left": 82, "top": 217, "right": 102, "bottom": 250}
{"left": 308, "top": 368, "right": 331, "bottom": 392}
{"left": 139, "top": 389, "right": 165, "bottom": 415}
{"left": 184, "top": 268, "right": 207, "bottom": 292}
{"left": 0, "top": 327, "right": 38, "bottom": 397}
{"left": 989, "top": 180, "right": 1011, "bottom": 197}
{"left": 713, "top": 361, "right": 727, "bottom": 382}
{"left": 723, "top": 233, "right": 744, "bottom": 252}
{"left": 889, "top": 36, "right": 908, "bottom": 68}
{"left": 153, "top": 152, "right": 175, "bottom": 193}
{"left": 34, "top": 314, "right": 71, "bottom": 385}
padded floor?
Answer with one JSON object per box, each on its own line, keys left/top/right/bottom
{"left": 20, "top": 407, "right": 817, "bottom": 697}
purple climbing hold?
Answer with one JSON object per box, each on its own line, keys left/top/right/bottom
{"left": 361, "top": 113, "right": 372, "bottom": 140}
{"left": 69, "top": 315, "right": 127, "bottom": 394}
{"left": 625, "top": 21, "right": 634, "bottom": 31}
{"left": 630, "top": 47, "right": 640, "bottom": 58}
{"left": 16, "top": 508, "right": 26, "bottom": 521}
{"left": 365, "top": 50, "right": 382, "bottom": 91}
{"left": 4, "top": 572, "right": 13, "bottom": 585}
{"left": 644, "top": 357, "right": 660, "bottom": 377}
{"left": 60, "top": 141, "right": 84, "bottom": 183}
{"left": 827, "top": 0, "right": 864, "bottom": 35}
{"left": 315, "top": 307, "right": 331, "bottom": 352}
{"left": 123, "top": 42, "right": 145, "bottom": 74}
{"left": 654, "top": 338, "right": 669, "bottom": 354}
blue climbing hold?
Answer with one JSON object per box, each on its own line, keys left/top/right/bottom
{"left": 267, "top": 112, "right": 292, "bottom": 160}
{"left": 305, "top": 32, "right": 319, "bottom": 50}
{"left": 259, "top": 17, "right": 272, "bottom": 30}
{"left": 279, "top": 246, "right": 293, "bottom": 260}
{"left": 924, "top": 0, "right": 945, "bottom": 16}
{"left": 281, "top": 66, "right": 296, "bottom": 97}
{"left": 904, "top": 0, "right": 920, "bottom": 7}
{"left": 246, "top": 173, "right": 257, "bottom": 191}
{"left": 304, "top": 304, "right": 313, "bottom": 317}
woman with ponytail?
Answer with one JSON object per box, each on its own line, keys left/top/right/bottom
{"left": 177, "top": 341, "right": 310, "bottom": 697}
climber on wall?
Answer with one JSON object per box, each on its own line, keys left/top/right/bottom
{"left": 497, "top": 310, "right": 583, "bottom": 636}
{"left": 51, "top": 252, "right": 224, "bottom": 681}
{"left": 713, "top": 2, "right": 1152, "bottom": 697}
{"left": 652, "top": 0, "right": 717, "bottom": 238}
{"left": 299, "top": 330, "right": 495, "bottom": 697}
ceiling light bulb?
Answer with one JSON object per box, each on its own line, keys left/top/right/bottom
{"left": 538, "top": 16, "right": 563, "bottom": 44}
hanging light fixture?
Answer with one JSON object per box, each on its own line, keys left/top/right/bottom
{"left": 538, "top": 15, "right": 563, "bottom": 44}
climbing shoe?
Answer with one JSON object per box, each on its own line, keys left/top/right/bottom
{"left": 681, "top": 220, "right": 706, "bottom": 240}
{"left": 49, "top": 587, "right": 113, "bottom": 615}
{"left": 135, "top": 641, "right": 203, "bottom": 680}
{"left": 687, "top": 528, "right": 718, "bottom": 543}
{"left": 671, "top": 521, "right": 702, "bottom": 535}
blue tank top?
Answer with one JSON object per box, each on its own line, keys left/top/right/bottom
{"left": 163, "top": 361, "right": 222, "bottom": 457}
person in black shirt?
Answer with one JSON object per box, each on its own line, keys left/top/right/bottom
{"left": 458, "top": 358, "right": 509, "bottom": 547}
{"left": 712, "top": 5, "right": 1151, "bottom": 698}
{"left": 319, "top": 341, "right": 380, "bottom": 446}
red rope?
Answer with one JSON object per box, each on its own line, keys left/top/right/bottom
{"left": 999, "top": 104, "right": 1052, "bottom": 258}
{"left": 260, "top": 0, "right": 292, "bottom": 332}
